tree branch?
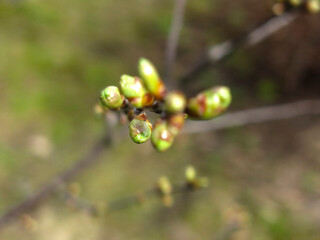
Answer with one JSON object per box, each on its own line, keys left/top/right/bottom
{"left": 164, "top": 0, "right": 188, "bottom": 88}
{"left": 62, "top": 182, "right": 204, "bottom": 216}
{"left": 0, "top": 129, "right": 113, "bottom": 231}
{"left": 183, "top": 99, "right": 320, "bottom": 134}
{"left": 178, "top": 11, "right": 299, "bottom": 90}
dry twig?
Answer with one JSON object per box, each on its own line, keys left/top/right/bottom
{"left": 179, "top": 11, "right": 299, "bottom": 90}
{"left": 164, "top": 0, "right": 188, "bottom": 88}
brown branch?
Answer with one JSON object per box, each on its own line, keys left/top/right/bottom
{"left": 1, "top": 99, "right": 318, "bottom": 231}
{"left": 178, "top": 11, "right": 299, "bottom": 91}
{"left": 0, "top": 131, "right": 113, "bottom": 231}
{"left": 164, "top": 0, "right": 188, "bottom": 88}
{"left": 62, "top": 183, "right": 204, "bottom": 216}
{"left": 183, "top": 99, "right": 320, "bottom": 134}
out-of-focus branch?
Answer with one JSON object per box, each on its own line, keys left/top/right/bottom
{"left": 178, "top": 11, "right": 299, "bottom": 90}
{"left": 164, "top": 0, "right": 188, "bottom": 88}
{"left": 183, "top": 99, "right": 320, "bottom": 134}
{"left": 63, "top": 183, "right": 204, "bottom": 216}
{"left": 1, "top": 99, "right": 318, "bottom": 231}
{"left": 0, "top": 135, "right": 110, "bottom": 230}
{"left": 0, "top": 111, "right": 120, "bottom": 231}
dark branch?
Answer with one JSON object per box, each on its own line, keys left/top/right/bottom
{"left": 183, "top": 99, "right": 320, "bottom": 134}
{"left": 164, "top": 0, "right": 188, "bottom": 88}
{"left": 0, "top": 132, "right": 112, "bottom": 231}
{"left": 62, "top": 183, "right": 204, "bottom": 216}
{"left": 178, "top": 11, "right": 299, "bottom": 91}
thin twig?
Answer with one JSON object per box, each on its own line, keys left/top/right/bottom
{"left": 178, "top": 11, "right": 299, "bottom": 91}
{"left": 183, "top": 99, "right": 320, "bottom": 134}
{"left": 0, "top": 129, "right": 113, "bottom": 231}
{"left": 164, "top": 0, "right": 188, "bottom": 88}
{"left": 62, "top": 183, "right": 203, "bottom": 216}
{"left": 1, "top": 99, "right": 318, "bottom": 231}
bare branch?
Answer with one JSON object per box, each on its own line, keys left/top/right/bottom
{"left": 179, "top": 11, "right": 299, "bottom": 89}
{"left": 1, "top": 99, "right": 318, "bottom": 231}
{"left": 183, "top": 99, "right": 320, "bottom": 134}
{"left": 0, "top": 131, "right": 112, "bottom": 231}
{"left": 164, "top": 0, "right": 188, "bottom": 88}
{"left": 62, "top": 183, "right": 204, "bottom": 216}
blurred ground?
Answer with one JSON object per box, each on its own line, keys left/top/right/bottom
{"left": 0, "top": 0, "right": 319, "bottom": 239}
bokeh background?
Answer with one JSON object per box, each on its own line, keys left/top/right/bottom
{"left": 1, "top": 0, "right": 320, "bottom": 239}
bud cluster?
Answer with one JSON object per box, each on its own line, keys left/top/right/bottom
{"left": 272, "top": 0, "right": 320, "bottom": 15}
{"left": 98, "top": 58, "right": 232, "bottom": 152}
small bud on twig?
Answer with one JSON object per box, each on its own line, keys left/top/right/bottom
{"left": 100, "top": 86, "right": 125, "bottom": 109}
{"left": 120, "top": 75, "right": 154, "bottom": 108}
{"left": 187, "top": 86, "right": 232, "bottom": 120}
{"left": 164, "top": 91, "right": 187, "bottom": 114}
{"left": 151, "top": 119, "right": 175, "bottom": 152}
{"left": 138, "top": 58, "right": 166, "bottom": 100}
{"left": 157, "top": 176, "right": 174, "bottom": 207}
{"left": 185, "top": 165, "right": 196, "bottom": 183}
{"left": 157, "top": 176, "right": 172, "bottom": 195}
{"left": 129, "top": 113, "right": 153, "bottom": 144}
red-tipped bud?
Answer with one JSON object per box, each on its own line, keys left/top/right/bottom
{"left": 120, "top": 75, "right": 154, "bottom": 108}
{"left": 138, "top": 58, "right": 166, "bottom": 100}
{"left": 187, "top": 86, "right": 232, "bottom": 120}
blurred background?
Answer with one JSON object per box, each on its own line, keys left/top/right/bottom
{"left": 0, "top": 0, "right": 320, "bottom": 239}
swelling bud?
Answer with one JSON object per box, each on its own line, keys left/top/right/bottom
{"left": 187, "top": 86, "right": 232, "bottom": 120}
{"left": 129, "top": 113, "right": 152, "bottom": 144}
{"left": 138, "top": 58, "right": 166, "bottom": 100}
{"left": 164, "top": 91, "right": 187, "bottom": 113}
{"left": 100, "top": 86, "right": 124, "bottom": 109}
{"left": 151, "top": 120, "right": 175, "bottom": 152}
{"left": 120, "top": 75, "right": 154, "bottom": 108}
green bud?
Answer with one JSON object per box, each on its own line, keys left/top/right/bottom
{"left": 138, "top": 58, "right": 166, "bottom": 100}
{"left": 157, "top": 176, "right": 172, "bottom": 195}
{"left": 306, "top": 0, "right": 320, "bottom": 13}
{"left": 217, "top": 86, "right": 232, "bottom": 108}
{"left": 151, "top": 119, "right": 175, "bottom": 152}
{"left": 185, "top": 165, "right": 196, "bottom": 183}
{"left": 129, "top": 113, "right": 152, "bottom": 144}
{"left": 120, "top": 75, "right": 154, "bottom": 108}
{"left": 187, "top": 86, "right": 232, "bottom": 120}
{"left": 120, "top": 75, "right": 146, "bottom": 98}
{"left": 164, "top": 91, "right": 187, "bottom": 113}
{"left": 289, "top": 0, "right": 302, "bottom": 7}
{"left": 100, "top": 86, "right": 124, "bottom": 109}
